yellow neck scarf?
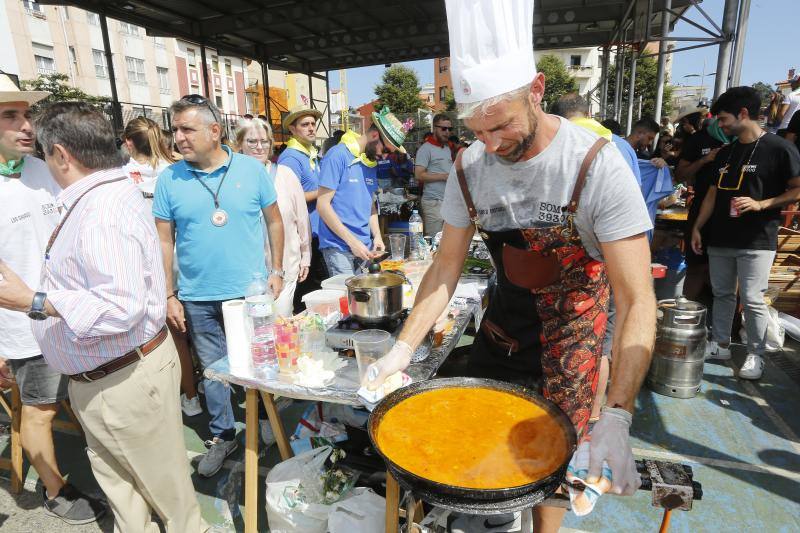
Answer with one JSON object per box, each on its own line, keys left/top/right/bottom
{"left": 570, "top": 117, "right": 613, "bottom": 141}
{"left": 339, "top": 130, "right": 377, "bottom": 168}
{"left": 286, "top": 137, "right": 318, "bottom": 170}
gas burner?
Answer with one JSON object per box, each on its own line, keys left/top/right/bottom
{"left": 325, "top": 310, "right": 409, "bottom": 350}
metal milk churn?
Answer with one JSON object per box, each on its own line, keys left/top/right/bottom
{"left": 647, "top": 297, "right": 707, "bottom": 398}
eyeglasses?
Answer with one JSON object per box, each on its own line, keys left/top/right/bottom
{"left": 436, "top": 126, "right": 453, "bottom": 131}
{"left": 180, "top": 93, "right": 221, "bottom": 124}
{"left": 245, "top": 138, "right": 270, "bottom": 148}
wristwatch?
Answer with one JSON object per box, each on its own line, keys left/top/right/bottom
{"left": 27, "top": 292, "right": 48, "bottom": 321}
{"left": 271, "top": 269, "right": 285, "bottom": 279}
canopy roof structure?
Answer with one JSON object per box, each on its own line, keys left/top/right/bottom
{"left": 45, "top": 0, "right": 696, "bottom": 74}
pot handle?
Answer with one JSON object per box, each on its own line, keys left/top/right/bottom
{"left": 351, "top": 289, "right": 371, "bottom": 303}
{"left": 674, "top": 314, "right": 701, "bottom": 325}
{"left": 385, "top": 269, "right": 412, "bottom": 286}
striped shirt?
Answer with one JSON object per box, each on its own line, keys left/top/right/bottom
{"left": 31, "top": 168, "right": 166, "bottom": 375}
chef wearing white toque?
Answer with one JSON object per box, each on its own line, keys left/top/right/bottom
{"left": 368, "top": 1, "right": 656, "bottom": 530}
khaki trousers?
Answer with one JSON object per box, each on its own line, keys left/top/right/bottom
{"left": 68, "top": 332, "right": 206, "bottom": 533}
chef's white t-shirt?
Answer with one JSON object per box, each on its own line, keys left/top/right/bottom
{"left": 0, "top": 156, "right": 61, "bottom": 359}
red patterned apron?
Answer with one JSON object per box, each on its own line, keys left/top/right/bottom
{"left": 455, "top": 138, "right": 610, "bottom": 439}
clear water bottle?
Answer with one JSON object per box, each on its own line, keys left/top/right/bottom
{"left": 245, "top": 273, "right": 276, "bottom": 367}
{"left": 408, "top": 210, "right": 424, "bottom": 260}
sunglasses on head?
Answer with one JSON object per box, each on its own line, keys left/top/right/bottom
{"left": 181, "top": 94, "right": 221, "bottom": 123}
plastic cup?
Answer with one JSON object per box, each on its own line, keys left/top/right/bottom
{"left": 352, "top": 329, "right": 392, "bottom": 383}
{"left": 274, "top": 321, "right": 300, "bottom": 373}
{"left": 389, "top": 234, "right": 406, "bottom": 260}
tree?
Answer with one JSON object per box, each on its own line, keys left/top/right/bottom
{"left": 605, "top": 53, "right": 673, "bottom": 123}
{"left": 751, "top": 81, "right": 774, "bottom": 107}
{"left": 537, "top": 54, "right": 578, "bottom": 110}
{"left": 21, "top": 73, "right": 110, "bottom": 106}
{"left": 443, "top": 89, "right": 456, "bottom": 112}
{"left": 374, "top": 65, "right": 424, "bottom": 114}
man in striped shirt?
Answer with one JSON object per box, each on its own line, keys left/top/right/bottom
{"left": 0, "top": 102, "right": 205, "bottom": 532}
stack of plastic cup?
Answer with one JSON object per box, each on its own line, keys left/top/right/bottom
{"left": 274, "top": 320, "right": 300, "bottom": 373}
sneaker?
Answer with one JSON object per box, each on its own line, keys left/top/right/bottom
{"left": 42, "top": 483, "right": 106, "bottom": 525}
{"left": 181, "top": 393, "right": 202, "bottom": 417}
{"left": 197, "top": 438, "right": 238, "bottom": 477}
{"left": 705, "top": 340, "right": 732, "bottom": 361}
{"left": 259, "top": 420, "right": 277, "bottom": 446}
{"left": 739, "top": 354, "right": 765, "bottom": 380}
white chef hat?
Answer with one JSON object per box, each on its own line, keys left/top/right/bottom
{"left": 445, "top": 0, "right": 536, "bottom": 104}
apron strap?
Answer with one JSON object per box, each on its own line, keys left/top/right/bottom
{"left": 454, "top": 150, "right": 480, "bottom": 228}
{"left": 567, "top": 137, "right": 610, "bottom": 214}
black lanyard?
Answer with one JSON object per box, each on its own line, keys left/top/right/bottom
{"left": 45, "top": 178, "right": 127, "bottom": 260}
{"left": 190, "top": 155, "right": 232, "bottom": 210}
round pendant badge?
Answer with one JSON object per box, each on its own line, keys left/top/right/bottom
{"left": 211, "top": 209, "right": 228, "bottom": 227}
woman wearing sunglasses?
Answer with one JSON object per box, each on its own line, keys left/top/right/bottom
{"left": 235, "top": 117, "right": 311, "bottom": 317}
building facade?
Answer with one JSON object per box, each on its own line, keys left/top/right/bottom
{"left": 0, "top": 0, "right": 260, "bottom": 129}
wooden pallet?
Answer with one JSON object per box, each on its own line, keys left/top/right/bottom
{"left": 771, "top": 227, "right": 800, "bottom": 316}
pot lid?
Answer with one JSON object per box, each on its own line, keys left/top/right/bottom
{"left": 347, "top": 272, "right": 405, "bottom": 288}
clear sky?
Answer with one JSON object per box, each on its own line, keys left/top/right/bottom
{"left": 329, "top": 0, "right": 796, "bottom": 108}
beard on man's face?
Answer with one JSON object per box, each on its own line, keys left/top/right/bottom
{"left": 497, "top": 106, "right": 538, "bottom": 163}
{"left": 365, "top": 139, "right": 382, "bottom": 162}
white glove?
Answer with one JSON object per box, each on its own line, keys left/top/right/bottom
{"left": 587, "top": 406, "right": 641, "bottom": 496}
{"left": 364, "top": 340, "right": 413, "bottom": 390}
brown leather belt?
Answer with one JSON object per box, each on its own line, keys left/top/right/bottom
{"left": 69, "top": 327, "right": 168, "bottom": 383}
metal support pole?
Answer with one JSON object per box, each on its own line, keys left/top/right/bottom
{"left": 308, "top": 72, "right": 314, "bottom": 108}
{"left": 626, "top": 51, "right": 638, "bottom": 136}
{"left": 600, "top": 46, "right": 610, "bottom": 119}
{"left": 261, "top": 60, "right": 271, "bottom": 125}
{"left": 614, "top": 44, "right": 625, "bottom": 122}
{"left": 325, "top": 71, "right": 332, "bottom": 134}
{"left": 98, "top": 14, "right": 122, "bottom": 133}
{"left": 714, "top": 0, "right": 739, "bottom": 98}
{"left": 200, "top": 45, "right": 211, "bottom": 98}
{"left": 653, "top": 0, "right": 671, "bottom": 129}
{"left": 730, "top": 0, "right": 751, "bottom": 86}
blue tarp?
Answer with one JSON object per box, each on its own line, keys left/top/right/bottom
{"left": 638, "top": 160, "right": 674, "bottom": 240}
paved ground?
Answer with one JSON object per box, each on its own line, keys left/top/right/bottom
{"left": 1, "top": 336, "right": 799, "bottom": 532}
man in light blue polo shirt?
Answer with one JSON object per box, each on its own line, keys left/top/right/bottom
{"left": 278, "top": 105, "right": 328, "bottom": 309}
{"left": 153, "top": 95, "right": 284, "bottom": 478}
{"left": 317, "top": 108, "right": 408, "bottom": 275}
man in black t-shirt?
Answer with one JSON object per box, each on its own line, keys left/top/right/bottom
{"left": 692, "top": 87, "right": 800, "bottom": 380}
{"left": 785, "top": 110, "right": 800, "bottom": 154}
{"left": 676, "top": 121, "right": 725, "bottom": 300}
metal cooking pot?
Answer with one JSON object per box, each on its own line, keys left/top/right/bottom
{"left": 368, "top": 378, "right": 577, "bottom": 510}
{"left": 345, "top": 271, "right": 404, "bottom": 324}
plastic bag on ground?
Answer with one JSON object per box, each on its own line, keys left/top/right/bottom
{"left": 327, "top": 487, "right": 386, "bottom": 533}
{"left": 739, "top": 306, "right": 784, "bottom": 352}
{"left": 265, "top": 446, "right": 332, "bottom": 533}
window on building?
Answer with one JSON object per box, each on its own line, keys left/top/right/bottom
{"left": 211, "top": 56, "right": 219, "bottom": 73}
{"left": 215, "top": 94, "right": 223, "bottom": 109}
{"left": 32, "top": 43, "right": 55, "bottom": 75}
{"left": 69, "top": 46, "right": 78, "bottom": 73}
{"left": 439, "top": 86, "right": 447, "bottom": 101}
{"left": 125, "top": 56, "right": 146, "bottom": 83}
{"left": 224, "top": 59, "right": 232, "bottom": 76}
{"left": 157, "top": 67, "right": 170, "bottom": 94}
{"left": 119, "top": 22, "right": 139, "bottom": 36}
{"left": 23, "top": 1, "right": 42, "bottom": 13}
{"left": 153, "top": 36, "right": 166, "bottom": 49}
{"left": 92, "top": 49, "right": 109, "bottom": 78}
{"left": 439, "top": 57, "right": 448, "bottom": 73}
{"left": 187, "top": 48, "right": 196, "bottom": 67}
{"left": 570, "top": 55, "right": 581, "bottom": 67}
{"left": 87, "top": 12, "right": 100, "bottom": 25}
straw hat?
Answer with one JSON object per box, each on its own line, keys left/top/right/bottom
{"left": 0, "top": 72, "right": 50, "bottom": 105}
{"left": 282, "top": 105, "right": 322, "bottom": 130}
{"left": 370, "top": 107, "right": 407, "bottom": 154}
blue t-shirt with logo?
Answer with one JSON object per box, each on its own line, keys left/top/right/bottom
{"left": 278, "top": 146, "right": 320, "bottom": 236}
{"left": 317, "top": 143, "right": 378, "bottom": 252}
{"left": 376, "top": 157, "right": 392, "bottom": 180}
{"left": 153, "top": 146, "right": 277, "bottom": 301}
